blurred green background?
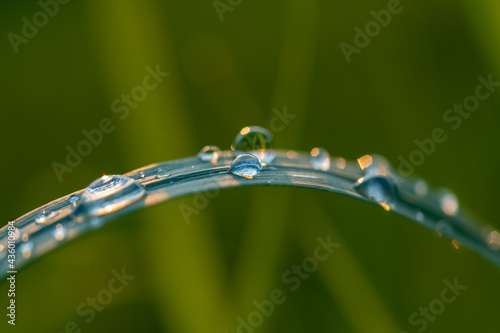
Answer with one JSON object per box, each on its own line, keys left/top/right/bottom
{"left": 1, "top": 0, "right": 500, "bottom": 332}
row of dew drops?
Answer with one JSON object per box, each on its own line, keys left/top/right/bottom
{"left": 3, "top": 126, "right": 500, "bottom": 262}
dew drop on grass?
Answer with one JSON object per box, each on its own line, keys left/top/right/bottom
{"left": 228, "top": 154, "right": 263, "bottom": 179}
{"left": 354, "top": 155, "right": 397, "bottom": 210}
{"left": 439, "top": 190, "right": 459, "bottom": 216}
{"left": 155, "top": 168, "right": 169, "bottom": 179}
{"left": 310, "top": 147, "right": 330, "bottom": 171}
{"left": 72, "top": 175, "right": 145, "bottom": 219}
{"left": 198, "top": 145, "right": 221, "bottom": 163}
{"left": 232, "top": 126, "right": 275, "bottom": 164}
{"left": 69, "top": 194, "right": 80, "bottom": 203}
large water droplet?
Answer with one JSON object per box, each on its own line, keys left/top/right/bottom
{"left": 228, "top": 154, "right": 263, "bottom": 179}
{"left": 310, "top": 147, "right": 330, "bottom": 171}
{"left": 354, "top": 176, "right": 397, "bottom": 210}
{"left": 198, "top": 145, "right": 221, "bottom": 163}
{"left": 72, "top": 175, "right": 145, "bottom": 219}
{"left": 232, "top": 126, "right": 275, "bottom": 164}
{"left": 355, "top": 155, "right": 398, "bottom": 210}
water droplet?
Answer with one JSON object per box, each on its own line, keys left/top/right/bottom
{"left": 155, "top": 168, "right": 170, "bottom": 179}
{"left": 54, "top": 223, "right": 65, "bottom": 241}
{"left": 198, "top": 145, "right": 221, "bottom": 163}
{"left": 69, "top": 194, "right": 80, "bottom": 203}
{"left": 21, "top": 241, "right": 33, "bottom": 259}
{"left": 140, "top": 172, "right": 145, "bottom": 179}
{"left": 414, "top": 180, "right": 428, "bottom": 197}
{"left": 35, "top": 213, "right": 47, "bottom": 224}
{"left": 336, "top": 157, "right": 346, "bottom": 169}
{"left": 228, "top": 154, "right": 263, "bottom": 179}
{"left": 355, "top": 155, "right": 397, "bottom": 210}
{"left": 439, "top": 190, "right": 459, "bottom": 216}
{"left": 310, "top": 148, "right": 330, "bottom": 171}
{"left": 486, "top": 230, "right": 500, "bottom": 250}
{"left": 232, "top": 126, "right": 275, "bottom": 164}
{"left": 354, "top": 175, "right": 397, "bottom": 210}
{"left": 22, "top": 233, "right": 29, "bottom": 242}
{"left": 72, "top": 175, "right": 145, "bottom": 219}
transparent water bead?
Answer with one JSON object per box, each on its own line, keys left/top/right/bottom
{"left": 228, "top": 154, "right": 263, "bottom": 179}
{"left": 155, "top": 168, "right": 169, "bottom": 179}
{"left": 71, "top": 175, "right": 145, "bottom": 219}
{"left": 69, "top": 194, "right": 80, "bottom": 203}
{"left": 232, "top": 126, "right": 275, "bottom": 164}
{"left": 310, "top": 147, "right": 330, "bottom": 171}
{"left": 355, "top": 155, "right": 398, "bottom": 210}
{"left": 354, "top": 175, "right": 397, "bottom": 211}
{"left": 198, "top": 145, "right": 221, "bottom": 163}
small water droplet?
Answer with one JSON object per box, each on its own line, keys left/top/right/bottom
{"left": 310, "top": 148, "right": 330, "bottom": 171}
{"left": 232, "top": 126, "right": 275, "bottom": 164}
{"left": 228, "top": 154, "right": 263, "bottom": 179}
{"left": 414, "top": 180, "right": 428, "bottom": 197}
{"left": 69, "top": 195, "right": 80, "bottom": 208}
{"left": 198, "top": 145, "right": 221, "bottom": 163}
{"left": 439, "top": 190, "right": 459, "bottom": 216}
{"left": 69, "top": 194, "right": 80, "bottom": 203}
{"left": 22, "top": 233, "right": 29, "bottom": 242}
{"left": 140, "top": 172, "right": 145, "bottom": 179}
{"left": 72, "top": 175, "right": 145, "bottom": 219}
{"left": 155, "top": 168, "right": 170, "bottom": 179}
{"left": 486, "top": 230, "right": 500, "bottom": 250}
{"left": 54, "top": 223, "right": 65, "bottom": 241}
{"left": 35, "top": 213, "right": 47, "bottom": 224}
{"left": 21, "top": 241, "right": 33, "bottom": 259}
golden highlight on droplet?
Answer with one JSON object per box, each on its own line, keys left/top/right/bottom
{"left": 452, "top": 240, "right": 460, "bottom": 249}
{"left": 380, "top": 202, "right": 391, "bottom": 211}
{"left": 357, "top": 177, "right": 365, "bottom": 184}
{"left": 310, "top": 147, "right": 320, "bottom": 157}
{"left": 0, "top": 245, "right": 4, "bottom": 252}
{"left": 240, "top": 127, "right": 250, "bottom": 135}
{"left": 357, "top": 155, "right": 373, "bottom": 170}
{"left": 336, "top": 158, "right": 346, "bottom": 169}
{"left": 22, "top": 234, "right": 29, "bottom": 242}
